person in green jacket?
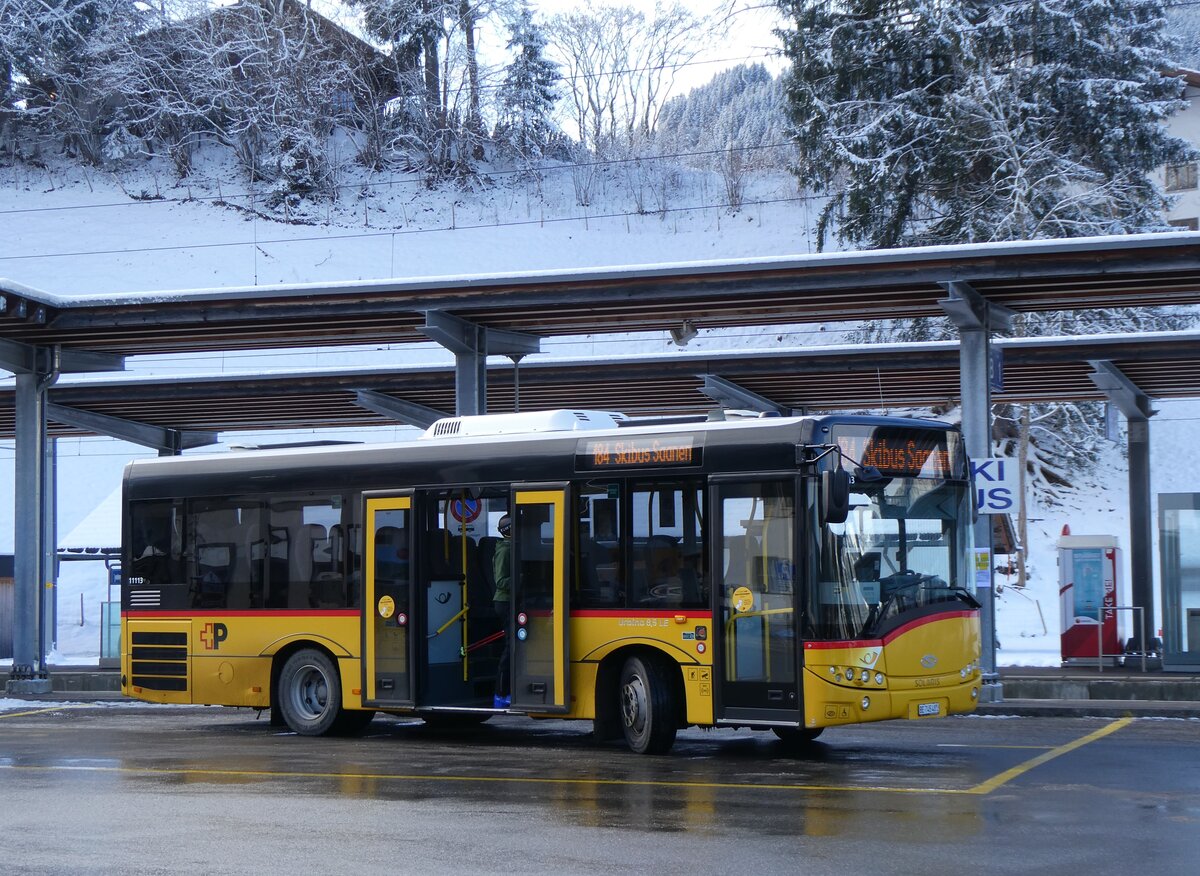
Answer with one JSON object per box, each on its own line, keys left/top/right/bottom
{"left": 493, "top": 514, "right": 512, "bottom": 709}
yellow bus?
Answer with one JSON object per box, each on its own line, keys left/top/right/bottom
{"left": 121, "top": 409, "right": 981, "bottom": 753}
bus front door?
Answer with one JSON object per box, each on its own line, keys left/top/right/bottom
{"left": 507, "top": 486, "right": 571, "bottom": 713}
{"left": 364, "top": 493, "right": 415, "bottom": 708}
{"left": 713, "top": 478, "right": 803, "bottom": 725}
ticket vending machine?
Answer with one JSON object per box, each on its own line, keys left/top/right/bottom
{"left": 1058, "top": 534, "right": 1123, "bottom": 666}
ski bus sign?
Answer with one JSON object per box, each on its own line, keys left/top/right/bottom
{"left": 972, "top": 458, "right": 1017, "bottom": 515}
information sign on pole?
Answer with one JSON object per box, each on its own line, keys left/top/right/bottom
{"left": 971, "top": 458, "right": 1018, "bottom": 515}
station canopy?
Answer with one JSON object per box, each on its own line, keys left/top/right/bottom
{"left": 3, "top": 231, "right": 1200, "bottom": 437}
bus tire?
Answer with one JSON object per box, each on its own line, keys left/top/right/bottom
{"left": 619, "top": 655, "right": 677, "bottom": 755}
{"left": 278, "top": 648, "right": 343, "bottom": 737}
{"left": 772, "top": 726, "right": 824, "bottom": 745}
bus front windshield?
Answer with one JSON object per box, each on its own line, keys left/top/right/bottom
{"left": 810, "top": 475, "right": 976, "bottom": 641}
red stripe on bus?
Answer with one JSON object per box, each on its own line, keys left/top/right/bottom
{"left": 122, "top": 609, "right": 361, "bottom": 618}
{"left": 572, "top": 609, "right": 712, "bottom": 619}
{"left": 803, "top": 610, "right": 977, "bottom": 650}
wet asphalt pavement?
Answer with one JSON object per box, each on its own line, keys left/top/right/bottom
{"left": 0, "top": 703, "right": 1197, "bottom": 875}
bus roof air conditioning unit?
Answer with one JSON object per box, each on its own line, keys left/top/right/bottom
{"left": 421, "top": 409, "right": 629, "bottom": 439}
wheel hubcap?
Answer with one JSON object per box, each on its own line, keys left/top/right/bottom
{"left": 622, "top": 676, "right": 647, "bottom": 733}
{"left": 293, "top": 664, "right": 328, "bottom": 721}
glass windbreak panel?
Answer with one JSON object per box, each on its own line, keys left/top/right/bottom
{"left": 720, "top": 481, "right": 796, "bottom": 686}
{"left": 127, "top": 500, "right": 184, "bottom": 588}
{"left": 372, "top": 507, "right": 411, "bottom": 701}
{"left": 574, "top": 485, "right": 623, "bottom": 608}
{"left": 1160, "top": 504, "right": 1200, "bottom": 654}
{"left": 630, "top": 481, "right": 707, "bottom": 609}
{"left": 811, "top": 475, "right": 975, "bottom": 641}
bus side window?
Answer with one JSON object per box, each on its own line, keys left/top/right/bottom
{"left": 629, "top": 481, "right": 707, "bottom": 609}
{"left": 575, "top": 487, "right": 623, "bottom": 608}
{"left": 128, "top": 500, "right": 183, "bottom": 586}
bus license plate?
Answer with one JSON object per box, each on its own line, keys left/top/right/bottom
{"left": 917, "top": 702, "right": 940, "bottom": 717}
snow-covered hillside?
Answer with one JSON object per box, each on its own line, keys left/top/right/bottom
{"left": 3, "top": 162, "right": 1199, "bottom": 669}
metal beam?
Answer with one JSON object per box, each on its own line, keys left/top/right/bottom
{"left": 1088, "top": 360, "right": 1156, "bottom": 420}
{"left": 0, "top": 338, "right": 125, "bottom": 376}
{"left": 940, "top": 281, "right": 1016, "bottom": 333}
{"left": 699, "top": 374, "right": 790, "bottom": 415}
{"left": 419, "top": 311, "right": 540, "bottom": 416}
{"left": 46, "top": 403, "right": 217, "bottom": 454}
{"left": 1088, "top": 360, "right": 1156, "bottom": 650}
{"left": 354, "top": 390, "right": 447, "bottom": 430}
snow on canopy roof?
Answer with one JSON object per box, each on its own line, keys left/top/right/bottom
{"left": 5, "top": 229, "right": 1200, "bottom": 307}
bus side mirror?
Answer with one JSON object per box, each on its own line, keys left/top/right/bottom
{"left": 821, "top": 469, "right": 850, "bottom": 526}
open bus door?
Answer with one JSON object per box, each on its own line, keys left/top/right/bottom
{"left": 363, "top": 492, "right": 416, "bottom": 708}
{"left": 507, "top": 485, "right": 570, "bottom": 713}
{"left": 712, "top": 477, "right": 804, "bottom": 725}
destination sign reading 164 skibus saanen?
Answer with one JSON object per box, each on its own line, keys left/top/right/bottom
{"left": 576, "top": 435, "right": 701, "bottom": 471}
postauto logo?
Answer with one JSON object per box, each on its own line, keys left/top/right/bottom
{"left": 201, "top": 622, "right": 228, "bottom": 651}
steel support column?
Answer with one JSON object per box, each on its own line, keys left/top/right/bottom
{"left": 1089, "top": 360, "right": 1156, "bottom": 648}
{"left": 9, "top": 371, "right": 51, "bottom": 691}
{"left": 419, "top": 312, "right": 540, "bottom": 416}
{"left": 42, "top": 436, "right": 57, "bottom": 653}
{"left": 2, "top": 340, "right": 124, "bottom": 694}
{"left": 941, "top": 282, "right": 1013, "bottom": 702}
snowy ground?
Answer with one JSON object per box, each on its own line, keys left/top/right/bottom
{"left": 3, "top": 158, "right": 1199, "bottom": 669}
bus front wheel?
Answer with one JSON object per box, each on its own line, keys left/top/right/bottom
{"left": 619, "top": 655, "right": 677, "bottom": 755}
{"left": 278, "top": 648, "right": 343, "bottom": 736}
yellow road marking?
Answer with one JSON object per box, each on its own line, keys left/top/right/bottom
{"left": 0, "top": 712, "right": 1134, "bottom": 798}
{"left": 969, "top": 717, "right": 1133, "bottom": 795}
{"left": 0, "top": 705, "right": 83, "bottom": 720}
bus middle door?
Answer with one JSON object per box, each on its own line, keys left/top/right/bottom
{"left": 507, "top": 485, "right": 570, "bottom": 713}
{"left": 363, "top": 492, "right": 416, "bottom": 708}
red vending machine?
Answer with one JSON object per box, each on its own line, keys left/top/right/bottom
{"left": 1058, "top": 534, "right": 1123, "bottom": 666}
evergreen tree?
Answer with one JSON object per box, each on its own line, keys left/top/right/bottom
{"left": 777, "top": 0, "right": 1194, "bottom": 250}
{"left": 495, "top": 3, "right": 559, "bottom": 162}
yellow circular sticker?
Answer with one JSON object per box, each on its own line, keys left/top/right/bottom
{"left": 732, "top": 586, "right": 754, "bottom": 612}
{"left": 378, "top": 595, "right": 396, "bottom": 619}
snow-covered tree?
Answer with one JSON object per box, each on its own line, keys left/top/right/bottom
{"left": 780, "top": 1, "right": 1200, "bottom": 487}
{"left": 103, "top": 0, "right": 386, "bottom": 195}
{"left": 0, "top": 0, "right": 144, "bottom": 162}
{"left": 494, "top": 3, "right": 559, "bottom": 163}
{"left": 354, "top": 0, "right": 501, "bottom": 175}
{"left": 654, "top": 63, "right": 792, "bottom": 207}
{"left": 777, "top": 0, "right": 1194, "bottom": 250}
{"left": 546, "top": 2, "right": 709, "bottom": 153}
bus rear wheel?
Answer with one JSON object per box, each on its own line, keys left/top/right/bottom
{"left": 278, "top": 648, "right": 343, "bottom": 736}
{"left": 619, "top": 655, "right": 677, "bottom": 755}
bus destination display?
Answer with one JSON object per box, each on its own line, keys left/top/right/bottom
{"left": 576, "top": 435, "right": 700, "bottom": 471}
{"left": 832, "top": 426, "right": 962, "bottom": 479}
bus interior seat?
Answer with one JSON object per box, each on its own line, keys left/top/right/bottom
{"left": 195, "top": 542, "right": 236, "bottom": 607}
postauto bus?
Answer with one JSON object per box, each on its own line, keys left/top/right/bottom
{"left": 120, "top": 409, "right": 981, "bottom": 754}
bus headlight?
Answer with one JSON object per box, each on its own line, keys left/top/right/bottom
{"left": 860, "top": 669, "right": 870, "bottom": 682}
{"left": 971, "top": 687, "right": 979, "bottom": 700}
{"left": 845, "top": 668, "right": 855, "bottom": 681}
{"left": 861, "top": 696, "right": 870, "bottom": 710}
{"left": 874, "top": 672, "right": 884, "bottom": 685}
